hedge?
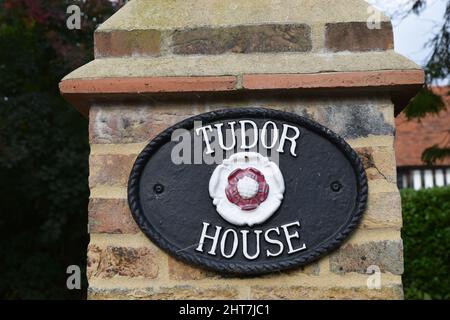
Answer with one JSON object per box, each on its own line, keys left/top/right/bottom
{"left": 401, "top": 186, "right": 450, "bottom": 300}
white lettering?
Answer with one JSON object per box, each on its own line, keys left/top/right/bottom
{"left": 196, "top": 222, "right": 222, "bottom": 255}
{"left": 215, "top": 122, "right": 237, "bottom": 151}
{"left": 189, "top": 121, "right": 301, "bottom": 157}
{"left": 261, "top": 121, "right": 279, "bottom": 149}
{"left": 241, "top": 230, "right": 262, "bottom": 260}
{"left": 277, "top": 124, "right": 301, "bottom": 156}
{"left": 264, "top": 227, "right": 284, "bottom": 257}
{"left": 195, "top": 125, "right": 214, "bottom": 155}
{"left": 281, "top": 221, "right": 307, "bottom": 254}
{"left": 220, "top": 229, "right": 238, "bottom": 259}
{"left": 239, "top": 120, "right": 258, "bottom": 150}
{"left": 197, "top": 221, "right": 306, "bottom": 259}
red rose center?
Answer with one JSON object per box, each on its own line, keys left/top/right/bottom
{"left": 225, "top": 167, "right": 269, "bottom": 211}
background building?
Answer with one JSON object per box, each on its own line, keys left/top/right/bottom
{"left": 395, "top": 87, "right": 450, "bottom": 190}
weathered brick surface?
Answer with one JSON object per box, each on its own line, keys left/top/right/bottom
{"left": 89, "top": 154, "right": 137, "bottom": 187}
{"left": 251, "top": 284, "right": 403, "bottom": 300}
{"left": 90, "top": 102, "right": 394, "bottom": 144}
{"left": 89, "top": 107, "right": 152, "bottom": 144}
{"left": 88, "top": 198, "right": 139, "bottom": 234}
{"left": 356, "top": 147, "right": 396, "bottom": 183}
{"left": 314, "top": 104, "right": 394, "bottom": 140}
{"left": 282, "top": 103, "right": 394, "bottom": 140}
{"left": 361, "top": 191, "right": 402, "bottom": 229}
{"left": 95, "top": 30, "right": 161, "bottom": 58}
{"left": 168, "top": 257, "right": 320, "bottom": 281}
{"left": 89, "top": 106, "right": 191, "bottom": 144}
{"left": 88, "top": 285, "right": 239, "bottom": 300}
{"left": 279, "top": 262, "right": 321, "bottom": 277}
{"left": 168, "top": 257, "right": 217, "bottom": 281}
{"left": 87, "top": 244, "right": 159, "bottom": 279}
{"left": 171, "top": 24, "right": 312, "bottom": 55}
{"left": 329, "top": 240, "right": 404, "bottom": 275}
{"left": 325, "top": 22, "right": 394, "bottom": 52}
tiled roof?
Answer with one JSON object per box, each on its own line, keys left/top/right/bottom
{"left": 395, "top": 87, "right": 450, "bottom": 167}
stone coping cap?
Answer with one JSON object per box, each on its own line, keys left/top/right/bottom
{"left": 60, "top": 51, "right": 423, "bottom": 117}
{"left": 98, "top": 0, "right": 389, "bottom": 31}
{"left": 60, "top": 70, "right": 424, "bottom": 118}
{"left": 63, "top": 51, "right": 420, "bottom": 80}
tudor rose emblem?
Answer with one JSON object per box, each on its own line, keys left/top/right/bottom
{"left": 209, "top": 152, "right": 285, "bottom": 227}
{"left": 226, "top": 167, "right": 269, "bottom": 210}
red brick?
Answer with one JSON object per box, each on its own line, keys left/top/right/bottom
{"left": 88, "top": 198, "right": 139, "bottom": 234}
{"left": 89, "top": 154, "right": 136, "bottom": 187}
{"left": 242, "top": 70, "right": 424, "bottom": 90}
{"left": 60, "top": 76, "right": 237, "bottom": 95}
{"left": 94, "top": 30, "right": 161, "bottom": 58}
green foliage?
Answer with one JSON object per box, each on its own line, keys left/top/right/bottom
{"left": 424, "top": 3, "right": 450, "bottom": 82}
{"left": 404, "top": 87, "right": 445, "bottom": 119}
{"left": 0, "top": 0, "right": 122, "bottom": 299}
{"left": 411, "top": 0, "right": 450, "bottom": 84}
{"left": 422, "top": 145, "right": 450, "bottom": 165}
{"left": 401, "top": 187, "right": 450, "bottom": 300}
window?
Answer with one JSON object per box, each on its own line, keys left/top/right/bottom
{"left": 397, "top": 167, "right": 450, "bottom": 190}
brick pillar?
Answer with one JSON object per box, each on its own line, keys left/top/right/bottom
{"left": 60, "top": 0, "right": 423, "bottom": 300}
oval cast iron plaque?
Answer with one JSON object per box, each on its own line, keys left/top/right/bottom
{"left": 128, "top": 108, "right": 368, "bottom": 275}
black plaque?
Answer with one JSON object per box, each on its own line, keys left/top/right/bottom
{"left": 128, "top": 108, "right": 368, "bottom": 275}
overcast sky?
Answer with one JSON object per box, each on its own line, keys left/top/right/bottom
{"left": 367, "top": 0, "right": 447, "bottom": 67}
